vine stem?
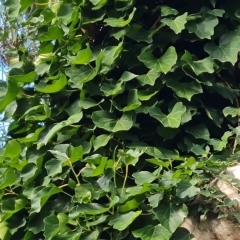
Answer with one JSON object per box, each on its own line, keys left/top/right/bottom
{"left": 68, "top": 160, "right": 81, "bottom": 186}
{"left": 122, "top": 164, "right": 129, "bottom": 195}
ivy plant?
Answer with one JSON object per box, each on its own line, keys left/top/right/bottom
{"left": 1, "top": 0, "right": 240, "bottom": 239}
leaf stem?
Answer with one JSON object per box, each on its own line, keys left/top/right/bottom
{"left": 68, "top": 160, "right": 81, "bottom": 186}
{"left": 122, "top": 164, "right": 128, "bottom": 195}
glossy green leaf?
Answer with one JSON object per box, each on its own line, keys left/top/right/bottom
{"left": 132, "top": 224, "right": 171, "bottom": 240}
{"left": 35, "top": 72, "right": 67, "bottom": 93}
{"left": 37, "top": 113, "right": 83, "bottom": 149}
{"left": 92, "top": 111, "right": 133, "bottom": 132}
{"left": 66, "top": 44, "right": 93, "bottom": 65}
{"left": 176, "top": 180, "right": 200, "bottom": 198}
{"left": 162, "top": 13, "right": 188, "bottom": 34}
{"left": 153, "top": 203, "right": 188, "bottom": 233}
{"left": 104, "top": 8, "right": 136, "bottom": 27}
{"left": 148, "top": 102, "right": 186, "bottom": 128}
{"left": 93, "top": 134, "right": 112, "bottom": 151}
{"left": 186, "top": 14, "right": 218, "bottom": 39}
{"left": 205, "top": 36, "right": 240, "bottom": 64}
{"left": 133, "top": 171, "right": 156, "bottom": 185}
{"left": 166, "top": 79, "right": 202, "bottom": 101}
{"left": 137, "top": 69, "right": 160, "bottom": 86}
{"left": 138, "top": 46, "right": 177, "bottom": 74}
{"left": 108, "top": 211, "right": 141, "bottom": 230}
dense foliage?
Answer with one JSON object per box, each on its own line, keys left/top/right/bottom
{"left": 1, "top": 0, "right": 240, "bottom": 239}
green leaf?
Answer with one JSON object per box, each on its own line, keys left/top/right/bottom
{"left": 176, "top": 180, "right": 200, "bottom": 198}
{"left": 36, "top": 26, "right": 63, "bottom": 41}
{"left": 23, "top": 104, "right": 51, "bottom": 121}
{"left": 138, "top": 46, "right": 177, "bottom": 74}
{"left": 0, "top": 168, "right": 17, "bottom": 190}
{"left": 57, "top": 4, "right": 74, "bottom": 24}
{"left": 148, "top": 193, "right": 164, "bottom": 208}
{"left": 186, "top": 14, "right": 218, "bottom": 39}
{"left": 45, "top": 160, "right": 63, "bottom": 177}
{"left": 137, "top": 69, "right": 160, "bottom": 86}
{"left": 161, "top": 6, "right": 178, "bottom": 17}
{"left": 93, "top": 134, "right": 112, "bottom": 151}
{"left": 153, "top": 203, "right": 188, "bottom": 234}
{"left": 1, "top": 198, "right": 26, "bottom": 221}
{"left": 126, "top": 24, "right": 155, "bottom": 43}
{"left": 162, "top": 13, "right": 188, "bottom": 34}
{"left": 66, "top": 65, "right": 96, "bottom": 88}
{"left": 223, "top": 107, "right": 240, "bottom": 117}
{"left": 171, "top": 228, "right": 194, "bottom": 240}
{"left": 0, "top": 78, "right": 20, "bottom": 113}
{"left": 123, "top": 89, "right": 141, "bottom": 111}
{"left": 37, "top": 113, "right": 83, "bottom": 149}
{"left": 208, "top": 131, "right": 232, "bottom": 151}
{"left": 35, "top": 72, "right": 67, "bottom": 93}
{"left": 44, "top": 215, "right": 59, "bottom": 240}
{"left": 185, "top": 124, "right": 210, "bottom": 140}
{"left": 27, "top": 186, "right": 62, "bottom": 213}
{"left": 148, "top": 102, "right": 186, "bottom": 128}
{"left": 69, "top": 196, "right": 119, "bottom": 217}
{"left": 92, "top": 111, "right": 133, "bottom": 132}
{"left": 66, "top": 44, "right": 93, "bottom": 65}
{"left": 104, "top": 8, "right": 136, "bottom": 27}
{"left": 133, "top": 171, "right": 156, "bottom": 185}
{"left": 108, "top": 211, "right": 141, "bottom": 230}
{"left": 132, "top": 224, "right": 171, "bottom": 240}
{"left": 204, "top": 36, "right": 240, "bottom": 64}
{"left": 166, "top": 79, "right": 202, "bottom": 101}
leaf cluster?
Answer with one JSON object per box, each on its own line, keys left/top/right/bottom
{"left": 1, "top": 0, "right": 240, "bottom": 239}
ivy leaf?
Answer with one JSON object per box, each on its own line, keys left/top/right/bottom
{"left": 37, "top": 113, "right": 83, "bottom": 149}
{"left": 137, "top": 69, "right": 160, "bottom": 86}
{"left": 0, "top": 78, "right": 20, "bottom": 113}
{"left": 0, "top": 168, "right": 17, "bottom": 190}
{"left": 28, "top": 186, "right": 62, "bottom": 213}
{"left": 176, "top": 180, "right": 200, "bottom": 198}
{"left": 153, "top": 203, "right": 188, "bottom": 233}
{"left": 208, "top": 131, "right": 232, "bottom": 151}
{"left": 93, "top": 134, "right": 112, "bottom": 151}
{"left": 148, "top": 193, "right": 164, "bottom": 208}
{"left": 162, "top": 13, "right": 188, "bottom": 34}
{"left": 132, "top": 171, "right": 156, "bottom": 185}
{"left": 223, "top": 106, "right": 240, "bottom": 117}
{"left": 104, "top": 8, "right": 136, "bottom": 27}
{"left": 186, "top": 14, "right": 218, "bottom": 39}
{"left": 123, "top": 89, "right": 141, "bottom": 111}
{"left": 204, "top": 36, "right": 240, "bottom": 64}
{"left": 161, "top": 6, "right": 178, "bottom": 17}
{"left": 185, "top": 124, "right": 210, "bottom": 140}
{"left": 132, "top": 224, "right": 172, "bottom": 240}
{"left": 66, "top": 44, "right": 93, "bottom": 65}
{"left": 45, "top": 160, "right": 63, "bottom": 177}
{"left": 108, "top": 211, "right": 141, "bottom": 230}
{"left": 57, "top": 4, "right": 75, "bottom": 24}
{"left": 35, "top": 72, "right": 67, "bottom": 93}
{"left": 126, "top": 24, "right": 156, "bottom": 43}
{"left": 148, "top": 102, "right": 186, "bottom": 128}
{"left": 171, "top": 228, "right": 194, "bottom": 240}
{"left": 166, "top": 79, "right": 202, "bottom": 101}
{"left": 43, "top": 215, "right": 59, "bottom": 240}
{"left": 181, "top": 53, "right": 214, "bottom": 75}
{"left": 92, "top": 111, "right": 133, "bottom": 132}
{"left": 138, "top": 46, "right": 177, "bottom": 74}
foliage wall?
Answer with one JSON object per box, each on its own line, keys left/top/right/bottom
{"left": 1, "top": 0, "right": 240, "bottom": 239}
